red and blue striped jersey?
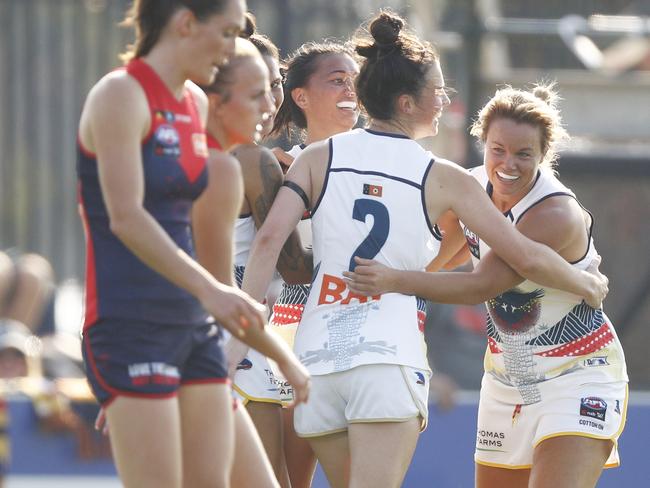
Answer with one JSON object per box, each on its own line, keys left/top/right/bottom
{"left": 77, "top": 58, "right": 209, "bottom": 328}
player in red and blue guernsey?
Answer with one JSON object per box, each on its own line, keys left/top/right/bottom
{"left": 76, "top": 1, "right": 308, "bottom": 486}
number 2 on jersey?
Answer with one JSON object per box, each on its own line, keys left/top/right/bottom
{"left": 349, "top": 198, "right": 390, "bottom": 271}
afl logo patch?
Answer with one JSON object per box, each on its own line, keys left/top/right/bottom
{"left": 464, "top": 227, "right": 480, "bottom": 259}
{"left": 154, "top": 124, "right": 181, "bottom": 157}
{"left": 580, "top": 397, "right": 607, "bottom": 421}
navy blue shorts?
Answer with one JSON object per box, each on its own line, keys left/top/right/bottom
{"left": 82, "top": 318, "right": 228, "bottom": 407}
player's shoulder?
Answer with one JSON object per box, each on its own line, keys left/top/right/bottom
{"left": 233, "top": 144, "right": 284, "bottom": 183}
{"left": 297, "top": 138, "right": 331, "bottom": 165}
{"left": 430, "top": 157, "right": 472, "bottom": 178}
{"left": 208, "top": 148, "right": 240, "bottom": 175}
{"left": 232, "top": 143, "right": 275, "bottom": 165}
{"left": 84, "top": 69, "right": 147, "bottom": 114}
{"left": 521, "top": 191, "right": 584, "bottom": 228}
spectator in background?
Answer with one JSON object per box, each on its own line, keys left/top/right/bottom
{"left": 0, "top": 320, "right": 90, "bottom": 485}
{"left": 0, "top": 251, "right": 53, "bottom": 336}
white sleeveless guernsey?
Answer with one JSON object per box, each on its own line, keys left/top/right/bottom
{"left": 463, "top": 166, "right": 627, "bottom": 405}
{"left": 234, "top": 215, "right": 255, "bottom": 269}
{"left": 297, "top": 128, "right": 441, "bottom": 376}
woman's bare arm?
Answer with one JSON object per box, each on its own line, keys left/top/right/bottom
{"left": 427, "top": 162, "right": 607, "bottom": 307}
{"left": 233, "top": 144, "right": 313, "bottom": 285}
{"left": 346, "top": 177, "right": 606, "bottom": 306}
{"left": 193, "top": 151, "right": 243, "bottom": 286}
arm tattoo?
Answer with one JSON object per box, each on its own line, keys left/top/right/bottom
{"left": 252, "top": 151, "right": 313, "bottom": 277}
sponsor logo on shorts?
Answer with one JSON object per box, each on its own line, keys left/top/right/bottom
{"left": 128, "top": 362, "right": 180, "bottom": 386}
{"left": 414, "top": 372, "right": 426, "bottom": 385}
{"left": 476, "top": 430, "right": 505, "bottom": 449}
{"left": 584, "top": 356, "right": 609, "bottom": 367}
{"left": 580, "top": 396, "right": 607, "bottom": 421}
{"left": 236, "top": 358, "right": 253, "bottom": 371}
{"left": 278, "top": 380, "right": 293, "bottom": 398}
{"left": 615, "top": 400, "right": 621, "bottom": 414}
{"left": 263, "top": 368, "right": 280, "bottom": 391}
{"left": 579, "top": 419, "right": 604, "bottom": 430}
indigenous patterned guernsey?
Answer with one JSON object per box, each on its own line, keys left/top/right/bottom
{"left": 463, "top": 165, "right": 628, "bottom": 405}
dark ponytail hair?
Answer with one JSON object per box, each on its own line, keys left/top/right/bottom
{"left": 271, "top": 41, "right": 352, "bottom": 138}
{"left": 353, "top": 10, "right": 438, "bottom": 120}
{"left": 239, "top": 12, "right": 280, "bottom": 61}
{"left": 120, "top": 0, "right": 229, "bottom": 62}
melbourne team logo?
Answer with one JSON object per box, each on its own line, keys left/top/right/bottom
{"left": 487, "top": 289, "right": 544, "bottom": 334}
{"left": 580, "top": 397, "right": 607, "bottom": 421}
{"left": 463, "top": 227, "right": 480, "bottom": 259}
{"left": 154, "top": 124, "right": 181, "bottom": 157}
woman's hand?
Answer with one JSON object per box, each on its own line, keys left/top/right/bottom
{"left": 271, "top": 147, "right": 295, "bottom": 174}
{"left": 342, "top": 257, "right": 399, "bottom": 296}
{"left": 225, "top": 338, "right": 250, "bottom": 378}
{"left": 199, "top": 284, "right": 266, "bottom": 339}
{"left": 582, "top": 255, "right": 609, "bottom": 308}
{"left": 276, "top": 356, "right": 311, "bottom": 406}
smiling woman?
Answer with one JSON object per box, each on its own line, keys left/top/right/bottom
{"left": 343, "top": 82, "right": 627, "bottom": 488}
{"left": 260, "top": 39, "right": 360, "bottom": 488}
{"left": 240, "top": 10, "right": 611, "bottom": 488}
{"left": 192, "top": 33, "right": 313, "bottom": 488}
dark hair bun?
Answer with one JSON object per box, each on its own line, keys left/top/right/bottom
{"left": 370, "top": 11, "right": 404, "bottom": 48}
{"left": 241, "top": 12, "right": 256, "bottom": 39}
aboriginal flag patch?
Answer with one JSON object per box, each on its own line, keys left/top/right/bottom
{"left": 363, "top": 183, "right": 383, "bottom": 197}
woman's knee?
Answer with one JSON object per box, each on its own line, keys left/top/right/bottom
{"left": 15, "top": 254, "right": 54, "bottom": 294}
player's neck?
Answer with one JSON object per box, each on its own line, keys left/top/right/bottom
{"left": 142, "top": 46, "right": 188, "bottom": 101}
{"left": 368, "top": 119, "right": 413, "bottom": 139}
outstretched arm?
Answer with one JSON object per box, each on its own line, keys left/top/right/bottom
{"left": 427, "top": 162, "right": 607, "bottom": 307}
{"left": 346, "top": 178, "right": 607, "bottom": 306}
{"left": 425, "top": 210, "right": 469, "bottom": 272}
